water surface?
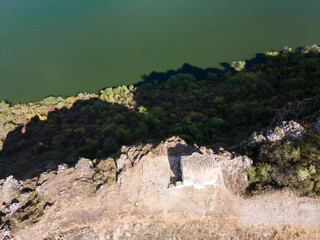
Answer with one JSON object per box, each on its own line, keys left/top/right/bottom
{"left": 1, "top": 0, "right": 320, "bottom": 103}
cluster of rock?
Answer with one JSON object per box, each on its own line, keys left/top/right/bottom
{"left": 270, "top": 95, "right": 320, "bottom": 131}
{"left": 0, "top": 158, "right": 116, "bottom": 239}
{"left": 246, "top": 120, "right": 306, "bottom": 148}
{"left": 0, "top": 137, "right": 278, "bottom": 238}
{"left": 122, "top": 137, "right": 253, "bottom": 195}
{"left": 0, "top": 175, "right": 36, "bottom": 240}
{"left": 181, "top": 153, "right": 217, "bottom": 187}
{"left": 181, "top": 146, "right": 252, "bottom": 195}
{"left": 116, "top": 143, "right": 154, "bottom": 171}
{"left": 142, "top": 137, "right": 253, "bottom": 195}
{"left": 266, "top": 121, "right": 306, "bottom": 141}
{"left": 240, "top": 95, "right": 320, "bottom": 151}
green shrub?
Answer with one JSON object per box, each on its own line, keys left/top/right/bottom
{"left": 257, "top": 163, "right": 272, "bottom": 181}
{"left": 43, "top": 96, "right": 59, "bottom": 105}
{"left": 297, "top": 168, "right": 310, "bottom": 181}
{"left": 231, "top": 61, "right": 246, "bottom": 71}
{"left": 101, "top": 137, "right": 119, "bottom": 154}
{"left": 115, "top": 127, "right": 131, "bottom": 143}
{"left": 247, "top": 163, "right": 272, "bottom": 183}
{"left": 114, "top": 113, "right": 126, "bottom": 124}
{"left": 247, "top": 166, "right": 259, "bottom": 183}
{"left": 134, "top": 122, "right": 148, "bottom": 138}
{"left": 138, "top": 106, "right": 147, "bottom": 114}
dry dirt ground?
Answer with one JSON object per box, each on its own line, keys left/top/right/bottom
{"left": 11, "top": 147, "right": 320, "bottom": 240}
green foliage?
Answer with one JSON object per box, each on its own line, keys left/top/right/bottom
{"left": 247, "top": 163, "right": 272, "bottom": 183}
{"left": 284, "top": 146, "right": 300, "bottom": 161}
{"left": 257, "top": 163, "right": 272, "bottom": 181}
{"left": 297, "top": 165, "right": 317, "bottom": 181}
{"left": 247, "top": 166, "right": 259, "bottom": 183}
{"left": 138, "top": 106, "right": 147, "bottom": 114}
{"left": 114, "top": 113, "right": 126, "bottom": 124}
{"left": 231, "top": 61, "right": 246, "bottom": 71}
{"left": 115, "top": 127, "right": 131, "bottom": 143}
{"left": 134, "top": 122, "right": 148, "bottom": 138}
{"left": 297, "top": 168, "right": 310, "bottom": 181}
{"left": 99, "top": 85, "right": 135, "bottom": 106}
{"left": 42, "top": 96, "right": 59, "bottom": 105}
{"left": 259, "top": 141, "right": 301, "bottom": 166}
{"left": 246, "top": 131, "right": 320, "bottom": 196}
{"left": 266, "top": 51, "right": 279, "bottom": 57}
{"left": 33, "top": 142, "right": 48, "bottom": 153}
{"left": 101, "top": 137, "right": 119, "bottom": 154}
{"left": 309, "top": 165, "right": 316, "bottom": 174}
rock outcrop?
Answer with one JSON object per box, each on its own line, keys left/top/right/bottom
{"left": 0, "top": 137, "right": 320, "bottom": 239}
{"left": 270, "top": 95, "right": 320, "bottom": 131}
{"left": 180, "top": 150, "right": 252, "bottom": 195}
{"left": 0, "top": 176, "right": 21, "bottom": 205}
{"left": 0, "top": 157, "right": 116, "bottom": 239}
{"left": 245, "top": 120, "right": 306, "bottom": 148}
{"left": 243, "top": 96, "right": 320, "bottom": 149}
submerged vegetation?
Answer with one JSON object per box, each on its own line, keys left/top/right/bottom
{"left": 0, "top": 45, "right": 320, "bottom": 196}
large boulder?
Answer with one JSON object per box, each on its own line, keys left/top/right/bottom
{"left": 0, "top": 176, "right": 21, "bottom": 205}
{"left": 181, "top": 153, "right": 218, "bottom": 188}
{"left": 270, "top": 95, "right": 320, "bottom": 131}
{"left": 244, "top": 121, "right": 306, "bottom": 148}
{"left": 266, "top": 121, "right": 305, "bottom": 142}
{"left": 180, "top": 149, "right": 252, "bottom": 195}
{"left": 75, "top": 158, "right": 95, "bottom": 180}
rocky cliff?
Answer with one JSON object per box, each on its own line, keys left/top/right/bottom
{"left": 1, "top": 137, "right": 320, "bottom": 239}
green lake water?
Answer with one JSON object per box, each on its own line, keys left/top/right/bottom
{"left": 1, "top": 0, "right": 320, "bottom": 103}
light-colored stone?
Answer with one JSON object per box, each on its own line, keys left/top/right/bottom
{"left": 246, "top": 132, "right": 266, "bottom": 147}
{"left": 181, "top": 153, "right": 219, "bottom": 187}
{"left": 38, "top": 171, "right": 56, "bottom": 186}
{"left": 0, "top": 176, "right": 21, "bottom": 205}
{"left": 266, "top": 121, "right": 305, "bottom": 142}
{"left": 75, "top": 158, "right": 94, "bottom": 179}
{"left": 116, "top": 154, "right": 131, "bottom": 170}
{"left": 244, "top": 120, "right": 306, "bottom": 148}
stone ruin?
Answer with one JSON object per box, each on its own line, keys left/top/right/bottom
{"left": 180, "top": 153, "right": 219, "bottom": 189}
{"left": 179, "top": 151, "right": 252, "bottom": 194}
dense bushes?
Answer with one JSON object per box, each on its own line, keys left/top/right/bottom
{"left": 245, "top": 131, "right": 320, "bottom": 196}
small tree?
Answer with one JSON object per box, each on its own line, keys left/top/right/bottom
{"left": 231, "top": 61, "right": 246, "bottom": 71}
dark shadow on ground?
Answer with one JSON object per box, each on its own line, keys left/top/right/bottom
{"left": 0, "top": 99, "right": 133, "bottom": 180}
{"left": 167, "top": 144, "right": 200, "bottom": 185}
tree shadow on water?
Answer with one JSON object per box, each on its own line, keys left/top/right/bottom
{"left": 136, "top": 54, "right": 268, "bottom": 87}
{"left": 137, "top": 63, "right": 224, "bottom": 86}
